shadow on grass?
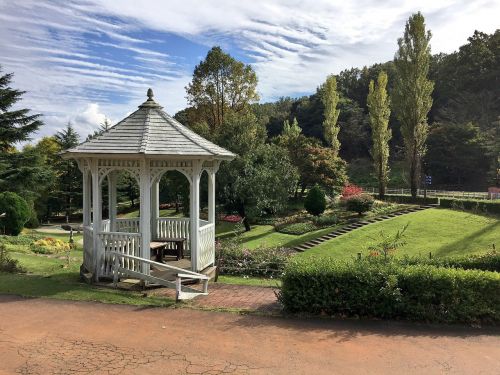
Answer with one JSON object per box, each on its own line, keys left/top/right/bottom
{"left": 434, "top": 220, "right": 500, "bottom": 257}
{"left": 0, "top": 272, "right": 175, "bottom": 307}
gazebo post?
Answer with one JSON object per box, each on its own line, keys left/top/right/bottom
{"left": 190, "top": 161, "right": 202, "bottom": 271}
{"left": 139, "top": 159, "right": 151, "bottom": 275}
{"left": 108, "top": 172, "right": 117, "bottom": 231}
{"left": 91, "top": 159, "right": 102, "bottom": 278}
{"left": 82, "top": 169, "right": 91, "bottom": 227}
{"left": 150, "top": 178, "right": 159, "bottom": 239}
{"left": 208, "top": 170, "right": 216, "bottom": 225}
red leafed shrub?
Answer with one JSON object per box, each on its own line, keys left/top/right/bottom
{"left": 341, "top": 184, "right": 363, "bottom": 201}
{"left": 220, "top": 214, "right": 243, "bottom": 223}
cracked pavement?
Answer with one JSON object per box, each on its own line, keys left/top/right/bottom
{"left": 0, "top": 295, "right": 499, "bottom": 374}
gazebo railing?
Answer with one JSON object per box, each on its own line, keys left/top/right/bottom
{"left": 198, "top": 222, "right": 215, "bottom": 270}
{"left": 115, "top": 218, "right": 140, "bottom": 233}
{"left": 156, "top": 217, "right": 191, "bottom": 252}
{"left": 98, "top": 231, "right": 142, "bottom": 277}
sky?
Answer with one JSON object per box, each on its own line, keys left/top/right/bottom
{"left": 0, "top": 0, "right": 499, "bottom": 142}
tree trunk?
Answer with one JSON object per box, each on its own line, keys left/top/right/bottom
{"left": 378, "top": 159, "right": 385, "bottom": 199}
{"left": 237, "top": 204, "right": 251, "bottom": 232}
{"left": 410, "top": 145, "right": 419, "bottom": 199}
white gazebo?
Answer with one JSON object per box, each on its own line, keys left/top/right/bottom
{"left": 63, "top": 89, "right": 235, "bottom": 297}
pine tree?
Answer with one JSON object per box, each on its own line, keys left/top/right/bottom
{"left": 54, "top": 123, "right": 81, "bottom": 223}
{"left": 393, "top": 12, "right": 434, "bottom": 198}
{"left": 321, "top": 75, "right": 340, "bottom": 155}
{"left": 367, "top": 71, "right": 392, "bottom": 199}
{"left": 0, "top": 67, "right": 43, "bottom": 152}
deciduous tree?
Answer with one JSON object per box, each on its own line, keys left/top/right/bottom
{"left": 321, "top": 75, "right": 341, "bottom": 154}
{"left": 367, "top": 71, "right": 392, "bottom": 198}
{"left": 186, "top": 46, "right": 259, "bottom": 131}
{"left": 393, "top": 12, "right": 434, "bottom": 198}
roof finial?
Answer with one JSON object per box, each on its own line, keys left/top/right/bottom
{"left": 147, "top": 88, "right": 154, "bottom": 100}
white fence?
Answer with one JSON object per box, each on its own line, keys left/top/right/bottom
{"left": 363, "top": 187, "right": 499, "bottom": 200}
{"left": 198, "top": 223, "right": 215, "bottom": 271}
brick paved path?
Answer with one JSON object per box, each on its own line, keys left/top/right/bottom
{"left": 153, "top": 283, "right": 281, "bottom": 311}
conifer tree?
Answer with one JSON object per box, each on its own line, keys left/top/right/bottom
{"left": 0, "top": 67, "right": 42, "bottom": 152}
{"left": 393, "top": 12, "right": 434, "bottom": 198}
{"left": 367, "top": 71, "right": 392, "bottom": 199}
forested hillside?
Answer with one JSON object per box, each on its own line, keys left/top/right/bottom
{"left": 249, "top": 30, "right": 499, "bottom": 190}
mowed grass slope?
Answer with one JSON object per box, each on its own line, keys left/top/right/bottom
{"left": 299, "top": 208, "right": 499, "bottom": 260}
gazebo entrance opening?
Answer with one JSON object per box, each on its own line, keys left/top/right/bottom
{"left": 65, "top": 89, "right": 235, "bottom": 299}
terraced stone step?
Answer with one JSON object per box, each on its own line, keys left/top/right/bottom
{"left": 291, "top": 205, "right": 434, "bottom": 252}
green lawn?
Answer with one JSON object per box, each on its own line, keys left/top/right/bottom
{"left": 216, "top": 222, "right": 342, "bottom": 249}
{"left": 0, "top": 229, "right": 175, "bottom": 307}
{"left": 298, "top": 208, "right": 499, "bottom": 260}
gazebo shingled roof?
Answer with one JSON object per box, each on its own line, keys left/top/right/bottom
{"left": 66, "top": 89, "right": 235, "bottom": 159}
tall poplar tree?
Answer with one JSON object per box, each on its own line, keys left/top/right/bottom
{"left": 393, "top": 12, "right": 434, "bottom": 198}
{"left": 321, "top": 75, "right": 340, "bottom": 155}
{"left": 367, "top": 71, "right": 392, "bottom": 198}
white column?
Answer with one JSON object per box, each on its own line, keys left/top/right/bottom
{"left": 208, "top": 171, "right": 216, "bottom": 225}
{"left": 139, "top": 159, "right": 151, "bottom": 275}
{"left": 108, "top": 172, "right": 117, "bottom": 231}
{"left": 82, "top": 170, "right": 91, "bottom": 226}
{"left": 190, "top": 161, "right": 202, "bottom": 271}
{"left": 91, "top": 159, "right": 102, "bottom": 279}
{"left": 150, "top": 178, "right": 159, "bottom": 239}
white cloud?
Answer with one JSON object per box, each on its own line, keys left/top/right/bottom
{"left": 1, "top": 0, "right": 499, "bottom": 144}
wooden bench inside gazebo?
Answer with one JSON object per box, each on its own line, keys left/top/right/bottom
{"left": 62, "top": 89, "right": 235, "bottom": 300}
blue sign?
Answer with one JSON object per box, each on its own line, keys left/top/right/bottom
{"left": 425, "top": 175, "right": 432, "bottom": 185}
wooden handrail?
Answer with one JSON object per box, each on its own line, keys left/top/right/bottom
{"left": 109, "top": 251, "right": 208, "bottom": 279}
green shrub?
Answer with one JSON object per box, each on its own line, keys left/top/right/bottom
{"left": 216, "top": 239, "right": 292, "bottom": 277}
{"left": 439, "top": 198, "right": 500, "bottom": 214}
{"left": 304, "top": 186, "right": 326, "bottom": 216}
{"left": 24, "top": 210, "right": 40, "bottom": 229}
{"left": 311, "top": 214, "right": 338, "bottom": 227}
{"left": 279, "top": 258, "right": 500, "bottom": 324}
{"left": 345, "top": 194, "right": 374, "bottom": 215}
{"left": 0, "top": 192, "right": 31, "bottom": 235}
{"left": 0, "top": 243, "right": 24, "bottom": 273}
{"left": 399, "top": 252, "right": 500, "bottom": 272}
{"left": 378, "top": 194, "right": 439, "bottom": 205}
{"left": 277, "top": 222, "right": 317, "bottom": 235}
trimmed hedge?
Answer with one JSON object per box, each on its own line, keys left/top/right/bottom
{"left": 345, "top": 194, "right": 374, "bottom": 215}
{"left": 400, "top": 252, "right": 500, "bottom": 273}
{"left": 277, "top": 222, "right": 317, "bottom": 235}
{"left": 439, "top": 198, "right": 500, "bottom": 214}
{"left": 279, "top": 258, "right": 500, "bottom": 324}
{"left": 376, "top": 194, "right": 439, "bottom": 205}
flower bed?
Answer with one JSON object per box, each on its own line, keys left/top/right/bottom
{"left": 30, "top": 237, "right": 71, "bottom": 254}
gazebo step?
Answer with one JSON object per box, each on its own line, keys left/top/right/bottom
{"left": 201, "top": 266, "right": 217, "bottom": 280}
